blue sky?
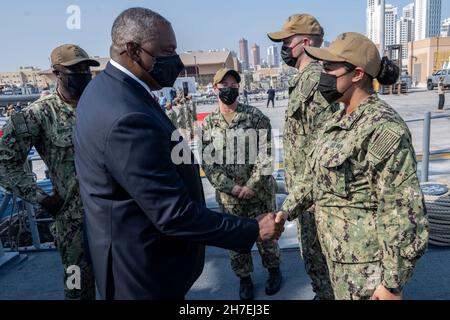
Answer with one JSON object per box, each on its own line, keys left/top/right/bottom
{"left": 1, "top": 0, "right": 449, "bottom": 71}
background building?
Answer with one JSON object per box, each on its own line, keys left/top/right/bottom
{"left": 403, "top": 2, "right": 415, "bottom": 20}
{"left": 415, "top": 0, "right": 442, "bottom": 41}
{"left": 267, "top": 45, "right": 280, "bottom": 68}
{"left": 367, "top": 0, "right": 382, "bottom": 45}
{"left": 385, "top": 4, "right": 399, "bottom": 48}
{"left": 239, "top": 38, "right": 250, "bottom": 71}
{"left": 0, "top": 67, "right": 50, "bottom": 89}
{"left": 367, "top": 1, "right": 399, "bottom": 49}
{"left": 397, "top": 17, "right": 415, "bottom": 60}
{"left": 442, "top": 17, "right": 450, "bottom": 37}
{"left": 251, "top": 43, "right": 261, "bottom": 68}
{"left": 179, "top": 50, "right": 237, "bottom": 86}
{"left": 407, "top": 36, "right": 450, "bottom": 85}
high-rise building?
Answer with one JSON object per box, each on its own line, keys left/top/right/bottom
{"left": 441, "top": 17, "right": 450, "bottom": 37}
{"left": 267, "top": 46, "right": 280, "bottom": 68}
{"left": 239, "top": 38, "right": 249, "bottom": 71}
{"left": 395, "top": 3, "right": 415, "bottom": 61}
{"left": 367, "top": 1, "right": 398, "bottom": 48}
{"left": 415, "top": 0, "right": 442, "bottom": 41}
{"left": 397, "top": 17, "right": 415, "bottom": 59}
{"left": 403, "top": 2, "right": 415, "bottom": 20}
{"left": 367, "top": 0, "right": 381, "bottom": 45}
{"left": 385, "top": 4, "right": 398, "bottom": 47}
{"left": 251, "top": 43, "right": 261, "bottom": 67}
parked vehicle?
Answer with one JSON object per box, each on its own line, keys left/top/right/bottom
{"left": 427, "top": 69, "right": 450, "bottom": 90}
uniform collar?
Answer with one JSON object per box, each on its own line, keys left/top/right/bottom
{"left": 53, "top": 91, "right": 76, "bottom": 115}
{"left": 325, "top": 95, "right": 378, "bottom": 132}
{"left": 211, "top": 103, "right": 246, "bottom": 129}
{"left": 288, "top": 60, "right": 321, "bottom": 88}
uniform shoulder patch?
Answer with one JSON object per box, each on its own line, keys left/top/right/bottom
{"left": 10, "top": 112, "right": 30, "bottom": 136}
{"left": 368, "top": 127, "right": 402, "bottom": 161}
{"left": 299, "top": 78, "right": 318, "bottom": 102}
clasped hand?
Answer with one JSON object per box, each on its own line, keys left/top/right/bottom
{"left": 255, "top": 211, "right": 288, "bottom": 242}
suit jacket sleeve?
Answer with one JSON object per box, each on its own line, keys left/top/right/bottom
{"left": 105, "top": 112, "right": 259, "bottom": 252}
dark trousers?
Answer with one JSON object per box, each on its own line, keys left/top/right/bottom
{"left": 267, "top": 98, "right": 275, "bottom": 108}
{"left": 439, "top": 94, "right": 445, "bottom": 110}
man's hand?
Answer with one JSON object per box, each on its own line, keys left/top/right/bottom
{"left": 255, "top": 213, "right": 284, "bottom": 242}
{"left": 371, "top": 285, "right": 402, "bottom": 300}
{"left": 275, "top": 211, "right": 288, "bottom": 225}
{"left": 238, "top": 186, "right": 255, "bottom": 200}
{"left": 231, "top": 185, "right": 243, "bottom": 197}
{"left": 40, "top": 193, "right": 65, "bottom": 217}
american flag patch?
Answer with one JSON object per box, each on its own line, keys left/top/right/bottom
{"left": 369, "top": 128, "right": 401, "bottom": 161}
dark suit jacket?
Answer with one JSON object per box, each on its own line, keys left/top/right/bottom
{"left": 74, "top": 62, "right": 259, "bottom": 300}
{"left": 267, "top": 89, "right": 276, "bottom": 99}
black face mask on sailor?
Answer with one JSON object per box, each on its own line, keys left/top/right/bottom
{"left": 318, "top": 70, "right": 354, "bottom": 104}
{"left": 281, "top": 41, "right": 303, "bottom": 68}
{"left": 218, "top": 87, "right": 240, "bottom": 105}
{"left": 60, "top": 72, "right": 92, "bottom": 99}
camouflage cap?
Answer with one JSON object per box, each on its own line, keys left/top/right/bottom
{"left": 304, "top": 32, "right": 381, "bottom": 78}
{"left": 213, "top": 68, "right": 241, "bottom": 86}
{"left": 50, "top": 44, "right": 100, "bottom": 68}
{"left": 268, "top": 14, "right": 324, "bottom": 42}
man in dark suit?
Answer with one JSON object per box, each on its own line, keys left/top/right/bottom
{"left": 74, "top": 7, "right": 281, "bottom": 300}
{"left": 267, "top": 87, "right": 276, "bottom": 108}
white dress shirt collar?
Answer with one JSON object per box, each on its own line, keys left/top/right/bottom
{"left": 110, "top": 59, "right": 156, "bottom": 98}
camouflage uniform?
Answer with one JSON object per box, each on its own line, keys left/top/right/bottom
{"left": 6, "top": 106, "right": 15, "bottom": 117}
{"left": 186, "top": 100, "right": 198, "bottom": 139}
{"left": 176, "top": 104, "right": 187, "bottom": 130}
{"left": 166, "top": 108, "right": 178, "bottom": 128}
{"left": 282, "top": 95, "right": 429, "bottom": 300}
{"left": 0, "top": 93, "right": 95, "bottom": 300}
{"left": 201, "top": 103, "right": 279, "bottom": 278}
{"left": 283, "top": 60, "right": 337, "bottom": 299}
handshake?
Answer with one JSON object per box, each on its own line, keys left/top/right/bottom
{"left": 255, "top": 211, "right": 289, "bottom": 242}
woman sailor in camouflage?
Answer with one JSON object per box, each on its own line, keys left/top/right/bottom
{"left": 277, "top": 33, "right": 429, "bottom": 300}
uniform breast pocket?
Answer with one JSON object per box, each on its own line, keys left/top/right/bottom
{"left": 51, "top": 126, "right": 74, "bottom": 148}
{"left": 51, "top": 126, "right": 75, "bottom": 163}
{"left": 318, "top": 149, "right": 353, "bottom": 198}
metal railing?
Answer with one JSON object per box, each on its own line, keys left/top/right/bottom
{"left": 0, "top": 156, "right": 49, "bottom": 252}
{"left": 405, "top": 112, "right": 450, "bottom": 182}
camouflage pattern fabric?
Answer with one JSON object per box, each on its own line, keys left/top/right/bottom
{"left": 0, "top": 92, "right": 95, "bottom": 300}
{"left": 202, "top": 103, "right": 279, "bottom": 277}
{"left": 283, "top": 60, "right": 337, "bottom": 300}
{"left": 282, "top": 95, "right": 429, "bottom": 298}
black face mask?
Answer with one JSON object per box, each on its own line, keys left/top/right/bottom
{"left": 281, "top": 42, "right": 302, "bottom": 68}
{"left": 318, "top": 71, "right": 353, "bottom": 104}
{"left": 149, "top": 55, "right": 184, "bottom": 88}
{"left": 218, "top": 87, "right": 239, "bottom": 105}
{"left": 61, "top": 73, "right": 92, "bottom": 99}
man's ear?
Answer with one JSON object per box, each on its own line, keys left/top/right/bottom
{"left": 126, "top": 42, "right": 141, "bottom": 63}
{"left": 303, "top": 37, "right": 311, "bottom": 47}
{"left": 53, "top": 70, "right": 63, "bottom": 81}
